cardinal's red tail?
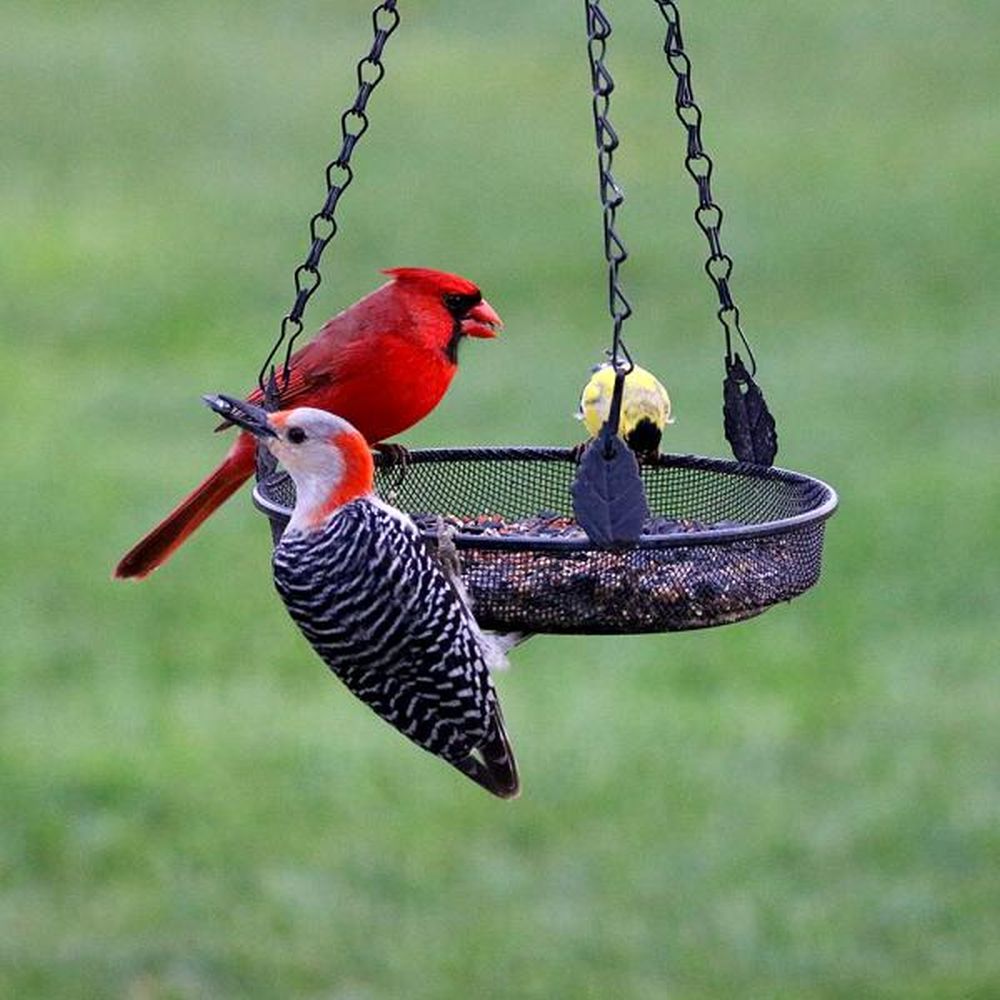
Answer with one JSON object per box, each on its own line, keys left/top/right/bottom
{"left": 114, "top": 434, "right": 256, "bottom": 580}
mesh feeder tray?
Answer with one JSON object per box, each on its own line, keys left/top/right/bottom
{"left": 252, "top": 448, "right": 838, "bottom": 635}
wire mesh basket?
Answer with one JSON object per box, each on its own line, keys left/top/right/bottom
{"left": 252, "top": 447, "right": 837, "bottom": 635}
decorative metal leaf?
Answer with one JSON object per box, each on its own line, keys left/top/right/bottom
{"left": 723, "top": 355, "right": 778, "bottom": 466}
{"left": 571, "top": 426, "right": 650, "bottom": 548}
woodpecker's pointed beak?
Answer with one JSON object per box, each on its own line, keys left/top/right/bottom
{"left": 202, "top": 394, "right": 277, "bottom": 438}
{"left": 460, "top": 297, "right": 503, "bottom": 339}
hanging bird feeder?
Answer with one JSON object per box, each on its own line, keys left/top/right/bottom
{"left": 252, "top": 0, "right": 837, "bottom": 635}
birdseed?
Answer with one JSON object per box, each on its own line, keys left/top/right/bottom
{"left": 410, "top": 512, "right": 804, "bottom": 634}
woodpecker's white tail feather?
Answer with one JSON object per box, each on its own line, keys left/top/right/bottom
{"left": 480, "top": 631, "right": 533, "bottom": 672}
{"left": 491, "top": 631, "right": 532, "bottom": 652}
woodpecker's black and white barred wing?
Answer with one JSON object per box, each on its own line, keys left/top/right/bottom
{"left": 272, "top": 499, "right": 518, "bottom": 799}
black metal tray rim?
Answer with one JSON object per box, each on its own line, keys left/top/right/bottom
{"left": 252, "top": 446, "right": 839, "bottom": 551}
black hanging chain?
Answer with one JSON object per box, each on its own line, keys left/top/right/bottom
{"left": 257, "top": 0, "right": 401, "bottom": 395}
{"left": 650, "top": 0, "right": 753, "bottom": 374}
{"left": 573, "top": 0, "right": 648, "bottom": 546}
{"left": 651, "top": 0, "right": 777, "bottom": 465}
{"left": 584, "top": 0, "right": 634, "bottom": 377}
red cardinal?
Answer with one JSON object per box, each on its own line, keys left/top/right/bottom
{"left": 114, "top": 267, "right": 502, "bottom": 580}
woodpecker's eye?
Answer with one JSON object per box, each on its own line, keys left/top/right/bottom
{"left": 287, "top": 427, "right": 307, "bottom": 444}
{"left": 443, "top": 291, "right": 481, "bottom": 316}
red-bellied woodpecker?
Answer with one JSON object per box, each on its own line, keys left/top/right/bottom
{"left": 203, "top": 394, "right": 519, "bottom": 799}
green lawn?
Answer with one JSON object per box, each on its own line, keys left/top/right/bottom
{"left": 2, "top": 1, "right": 998, "bottom": 997}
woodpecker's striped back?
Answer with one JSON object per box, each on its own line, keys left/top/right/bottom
{"left": 272, "top": 497, "right": 519, "bottom": 798}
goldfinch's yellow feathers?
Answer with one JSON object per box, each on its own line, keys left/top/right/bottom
{"left": 577, "top": 363, "right": 673, "bottom": 450}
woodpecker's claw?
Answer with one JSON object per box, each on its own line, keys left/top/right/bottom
{"left": 434, "top": 515, "right": 463, "bottom": 582}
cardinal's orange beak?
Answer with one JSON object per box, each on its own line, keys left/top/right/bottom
{"left": 460, "top": 297, "right": 503, "bottom": 339}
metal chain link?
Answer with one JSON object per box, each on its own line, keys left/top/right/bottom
{"left": 584, "top": 0, "right": 634, "bottom": 374}
{"left": 257, "top": 0, "right": 401, "bottom": 393}
{"left": 651, "top": 0, "right": 756, "bottom": 375}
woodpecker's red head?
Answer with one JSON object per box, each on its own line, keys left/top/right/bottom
{"left": 381, "top": 267, "right": 502, "bottom": 363}
{"left": 203, "top": 396, "right": 374, "bottom": 530}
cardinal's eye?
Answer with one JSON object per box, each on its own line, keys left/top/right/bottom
{"left": 443, "top": 292, "right": 481, "bottom": 316}
{"left": 287, "top": 427, "right": 307, "bottom": 444}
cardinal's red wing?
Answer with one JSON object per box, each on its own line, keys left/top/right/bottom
{"left": 213, "top": 331, "right": 355, "bottom": 430}
{"left": 247, "top": 365, "right": 336, "bottom": 409}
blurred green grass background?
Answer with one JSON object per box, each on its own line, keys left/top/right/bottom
{"left": 2, "top": 1, "right": 998, "bottom": 997}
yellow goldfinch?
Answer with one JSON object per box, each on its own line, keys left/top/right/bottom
{"left": 577, "top": 362, "right": 674, "bottom": 459}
